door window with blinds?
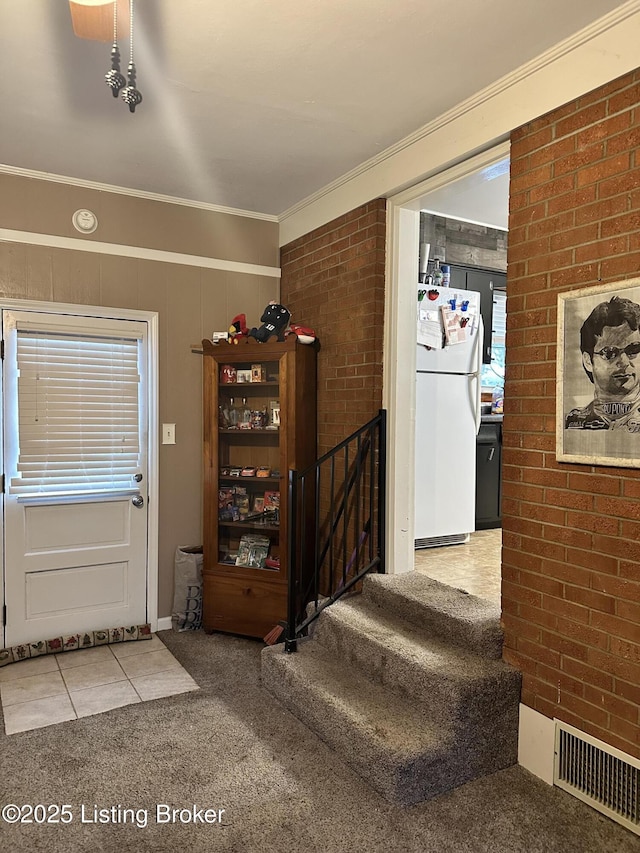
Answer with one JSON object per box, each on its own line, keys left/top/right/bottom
{"left": 4, "top": 312, "right": 146, "bottom": 497}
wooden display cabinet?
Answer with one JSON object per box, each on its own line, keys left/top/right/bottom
{"left": 202, "top": 336, "right": 317, "bottom": 638}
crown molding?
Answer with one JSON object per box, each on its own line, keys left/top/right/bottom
{"left": 0, "top": 165, "right": 278, "bottom": 223}
{"left": 5, "top": 0, "right": 640, "bottom": 237}
{"left": 278, "top": 0, "right": 640, "bottom": 228}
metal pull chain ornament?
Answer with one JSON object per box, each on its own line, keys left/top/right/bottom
{"left": 105, "top": 0, "right": 126, "bottom": 97}
{"left": 121, "top": 0, "right": 143, "bottom": 113}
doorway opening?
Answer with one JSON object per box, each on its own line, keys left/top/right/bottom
{"left": 383, "top": 142, "right": 509, "bottom": 601}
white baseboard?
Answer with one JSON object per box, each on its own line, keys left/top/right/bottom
{"left": 518, "top": 704, "right": 555, "bottom": 785}
{"left": 155, "top": 616, "right": 173, "bottom": 632}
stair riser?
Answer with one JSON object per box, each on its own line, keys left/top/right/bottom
{"left": 263, "top": 649, "right": 520, "bottom": 805}
{"left": 362, "top": 581, "right": 504, "bottom": 659}
{"left": 313, "top": 612, "right": 519, "bottom": 722}
{"left": 313, "top": 615, "right": 466, "bottom": 718}
{"left": 263, "top": 650, "right": 462, "bottom": 805}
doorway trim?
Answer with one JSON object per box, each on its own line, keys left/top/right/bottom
{"left": 0, "top": 298, "right": 159, "bottom": 644}
{"left": 382, "top": 141, "right": 510, "bottom": 574}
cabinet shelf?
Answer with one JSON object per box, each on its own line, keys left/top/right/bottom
{"left": 219, "top": 476, "right": 280, "bottom": 485}
{"left": 218, "top": 520, "right": 280, "bottom": 531}
{"left": 214, "top": 561, "right": 279, "bottom": 576}
{"left": 219, "top": 381, "right": 279, "bottom": 390}
{"left": 218, "top": 428, "right": 279, "bottom": 435}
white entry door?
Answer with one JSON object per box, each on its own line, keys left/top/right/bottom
{"left": 2, "top": 310, "right": 150, "bottom": 647}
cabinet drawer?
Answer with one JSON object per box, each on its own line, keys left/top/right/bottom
{"left": 202, "top": 574, "right": 286, "bottom": 639}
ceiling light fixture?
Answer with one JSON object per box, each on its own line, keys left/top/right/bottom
{"left": 70, "top": 0, "right": 141, "bottom": 113}
{"left": 69, "top": 0, "right": 127, "bottom": 42}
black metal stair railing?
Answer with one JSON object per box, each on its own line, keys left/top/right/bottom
{"left": 285, "top": 409, "right": 386, "bottom": 653}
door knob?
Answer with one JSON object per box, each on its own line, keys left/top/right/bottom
{"left": 132, "top": 495, "right": 144, "bottom": 508}
{"left": 133, "top": 473, "right": 143, "bottom": 482}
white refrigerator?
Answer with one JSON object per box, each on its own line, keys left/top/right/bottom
{"left": 415, "top": 287, "right": 483, "bottom": 548}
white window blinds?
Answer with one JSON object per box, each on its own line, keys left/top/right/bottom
{"left": 12, "top": 330, "right": 142, "bottom": 496}
{"left": 492, "top": 290, "right": 507, "bottom": 347}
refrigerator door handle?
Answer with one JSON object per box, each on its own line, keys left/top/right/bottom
{"left": 473, "top": 315, "right": 484, "bottom": 435}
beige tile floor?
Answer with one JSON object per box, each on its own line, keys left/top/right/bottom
{"left": 414, "top": 527, "right": 502, "bottom": 603}
{"left": 0, "top": 634, "right": 199, "bottom": 735}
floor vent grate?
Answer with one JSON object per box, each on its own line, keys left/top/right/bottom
{"left": 415, "top": 533, "right": 470, "bottom": 549}
{"left": 554, "top": 720, "right": 640, "bottom": 836}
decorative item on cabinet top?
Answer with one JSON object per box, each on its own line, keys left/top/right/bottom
{"left": 191, "top": 312, "right": 319, "bottom": 355}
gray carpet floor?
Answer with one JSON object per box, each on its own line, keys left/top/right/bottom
{"left": 0, "top": 628, "right": 637, "bottom": 853}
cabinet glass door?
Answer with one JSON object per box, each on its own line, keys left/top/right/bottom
{"left": 216, "top": 357, "right": 283, "bottom": 575}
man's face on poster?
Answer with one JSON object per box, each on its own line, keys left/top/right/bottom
{"left": 582, "top": 321, "right": 640, "bottom": 401}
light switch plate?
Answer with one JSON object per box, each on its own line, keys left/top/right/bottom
{"left": 162, "top": 423, "right": 176, "bottom": 444}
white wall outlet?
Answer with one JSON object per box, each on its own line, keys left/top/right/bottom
{"left": 162, "top": 423, "right": 176, "bottom": 445}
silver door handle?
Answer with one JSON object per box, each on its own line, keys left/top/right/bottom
{"left": 132, "top": 495, "right": 144, "bottom": 508}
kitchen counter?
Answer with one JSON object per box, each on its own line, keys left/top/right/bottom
{"left": 481, "top": 413, "right": 503, "bottom": 424}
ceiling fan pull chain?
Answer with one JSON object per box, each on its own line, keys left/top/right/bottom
{"left": 105, "top": 1, "right": 126, "bottom": 97}
{"left": 121, "top": 0, "right": 143, "bottom": 113}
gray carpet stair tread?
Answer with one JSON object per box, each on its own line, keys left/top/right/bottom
{"left": 263, "top": 640, "right": 451, "bottom": 760}
{"left": 318, "top": 594, "right": 513, "bottom": 682}
{"left": 363, "top": 571, "right": 503, "bottom": 656}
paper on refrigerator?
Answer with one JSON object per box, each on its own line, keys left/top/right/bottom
{"left": 441, "top": 305, "right": 469, "bottom": 345}
{"left": 417, "top": 302, "right": 444, "bottom": 349}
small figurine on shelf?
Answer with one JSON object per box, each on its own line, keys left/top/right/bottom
{"left": 220, "top": 364, "right": 237, "bottom": 384}
{"left": 286, "top": 322, "right": 316, "bottom": 345}
{"left": 228, "top": 313, "right": 249, "bottom": 343}
{"left": 249, "top": 302, "right": 291, "bottom": 342}
{"left": 218, "top": 401, "right": 230, "bottom": 429}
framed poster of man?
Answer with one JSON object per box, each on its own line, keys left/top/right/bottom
{"left": 557, "top": 279, "right": 640, "bottom": 467}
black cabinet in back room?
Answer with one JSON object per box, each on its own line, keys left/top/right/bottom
{"left": 476, "top": 419, "right": 502, "bottom": 529}
{"left": 449, "top": 265, "right": 506, "bottom": 364}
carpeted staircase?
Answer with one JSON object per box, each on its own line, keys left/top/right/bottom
{"left": 261, "top": 572, "right": 522, "bottom": 806}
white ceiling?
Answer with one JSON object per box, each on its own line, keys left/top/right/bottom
{"left": 0, "top": 1, "right": 631, "bottom": 217}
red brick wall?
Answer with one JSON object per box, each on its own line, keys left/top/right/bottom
{"left": 280, "top": 200, "right": 386, "bottom": 456}
{"left": 504, "top": 69, "right": 640, "bottom": 759}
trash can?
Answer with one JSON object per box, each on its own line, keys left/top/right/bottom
{"left": 171, "top": 546, "right": 203, "bottom": 631}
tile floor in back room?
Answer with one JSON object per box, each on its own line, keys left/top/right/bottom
{"left": 413, "top": 527, "right": 502, "bottom": 604}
